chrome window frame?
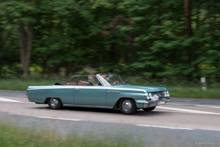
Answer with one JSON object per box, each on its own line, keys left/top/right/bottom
{"left": 96, "top": 74, "right": 111, "bottom": 87}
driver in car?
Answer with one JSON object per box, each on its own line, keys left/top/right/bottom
{"left": 98, "top": 74, "right": 119, "bottom": 86}
{"left": 86, "top": 75, "right": 94, "bottom": 86}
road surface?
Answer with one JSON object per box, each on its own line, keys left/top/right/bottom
{"left": 0, "top": 90, "right": 220, "bottom": 147}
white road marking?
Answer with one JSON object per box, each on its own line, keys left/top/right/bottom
{"left": 157, "top": 106, "right": 220, "bottom": 115}
{"left": 195, "top": 105, "right": 220, "bottom": 109}
{"left": 0, "top": 97, "right": 21, "bottom": 103}
{"left": 137, "top": 124, "right": 194, "bottom": 130}
{"left": 0, "top": 97, "right": 32, "bottom": 104}
{"left": 35, "top": 116, "right": 83, "bottom": 121}
{"left": 167, "top": 103, "right": 192, "bottom": 106}
{"left": 137, "top": 124, "right": 220, "bottom": 131}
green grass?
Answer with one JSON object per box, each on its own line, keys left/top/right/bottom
{"left": 0, "top": 78, "right": 219, "bottom": 98}
{"left": 0, "top": 78, "right": 60, "bottom": 91}
{"left": 0, "top": 123, "right": 144, "bottom": 147}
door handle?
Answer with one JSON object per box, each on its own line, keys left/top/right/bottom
{"left": 75, "top": 89, "right": 80, "bottom": 91}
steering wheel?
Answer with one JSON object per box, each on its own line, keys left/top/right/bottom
{"left": 112, "top": 81, "right": 119, "bottom": 85}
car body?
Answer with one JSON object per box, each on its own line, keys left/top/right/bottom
{"left": 26, "top": 73, "right": 170, "bottom": 114}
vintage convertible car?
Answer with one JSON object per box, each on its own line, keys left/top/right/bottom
{"left": 26, "top": 73, "right": 170, "bottom": 114}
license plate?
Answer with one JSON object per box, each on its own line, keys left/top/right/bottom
{"left": 158, "top": 101, "right": 165, "bottom": 105}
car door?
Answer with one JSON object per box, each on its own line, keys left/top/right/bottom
{"left": 74, "top": 86, "right": 107, "bottom": 106}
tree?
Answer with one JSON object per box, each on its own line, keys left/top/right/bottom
{"left": 0, "top": 0, "right": 219, "bottom": 80}
{"left": 0, "top": 0, "right": 39, "bottom": 78}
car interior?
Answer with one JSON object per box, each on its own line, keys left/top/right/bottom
{"left": 54, "top": 75, "right": 99, "bottom": 86}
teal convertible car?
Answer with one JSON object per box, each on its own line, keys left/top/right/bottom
{"left": 26, "top": 73, "right": 170, "bottom": 114}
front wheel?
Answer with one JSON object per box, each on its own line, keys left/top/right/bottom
{"left": 143, "top": 106, "right": 156, "bottom": 111}
{"left": 48, "top": 97, "right": 63, "bottom": 109}
{"left": 119, "top": 99, "right": 136, "bottom": 114}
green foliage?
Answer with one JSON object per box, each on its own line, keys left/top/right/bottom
{"left": 0, "top": 0, "right": 219, "bottom": 80}
{"left": 80, "top": 68, "right": 93, "bottom": 75}
{"left": 126, "top": 0, "right": 220, "bottom": 79}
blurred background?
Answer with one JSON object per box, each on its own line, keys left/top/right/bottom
{"left": 0, "top": 0, "right": 219, "bottom": 97}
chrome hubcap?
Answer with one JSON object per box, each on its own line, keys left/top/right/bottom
{"left": 122, "top": 100, "right": 132, "bottom": 111}
{"left": 50, "top": 98, "right": 58, "bottom": 107}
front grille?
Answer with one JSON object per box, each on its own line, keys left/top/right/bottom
{"left": 151, "top": 92, "right": 165, "bottom": 98}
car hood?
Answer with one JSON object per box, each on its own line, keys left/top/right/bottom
{"left": 111, "top": 85, "right": 167, "bottom": 93}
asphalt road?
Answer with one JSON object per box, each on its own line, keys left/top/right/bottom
{"left": 0, "top": 90, "right": 220, "bottom": 147}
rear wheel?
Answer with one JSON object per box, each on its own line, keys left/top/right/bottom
{"left": 119, "top": 99, "right": 136, "bottom": 114}
{"left": 143, "top": 106, "right": 156, "bottom": 111}
{"left": 48, "top": 97, "right": 62, "bottom": 109}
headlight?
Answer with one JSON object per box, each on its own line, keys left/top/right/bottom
{"left": 145, "top": 93, "right": 150, "bottom": 99}
{"left": 149, "top": 93, "right": 152, "bottom": 98}
{"left": 146, "top": 91, "right": 170, "bottom": 100}
{"left": 146, "top": 93, "right": 159, "bottom": 100}
{"left": 163, "top": 91, "right": 170, "bottom": 97}
{"left": 145, "top": 93, "right": 154, "bottom": 99}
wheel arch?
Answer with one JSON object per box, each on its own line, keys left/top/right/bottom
{"left": 44, "top": 97, "right": 63, "bottom": 105}
{"left": 113, "top": 97, "right": 137, "bottom": 109}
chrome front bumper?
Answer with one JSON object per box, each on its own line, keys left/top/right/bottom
{"left": 143, "top": 98, "right": 170, "bottom": 108}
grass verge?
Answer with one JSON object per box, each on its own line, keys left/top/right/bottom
{"left": 0, "top": 122, "right": 144, "bottom": 147}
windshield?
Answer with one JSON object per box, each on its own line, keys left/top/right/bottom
{"left": 99, "top": 73, "right": 127, "bottom": 86}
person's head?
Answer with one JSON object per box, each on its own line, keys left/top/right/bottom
{"left": 102, "top": 75, "right": 106, "bottom": 79}
{"left": 88, "top": 75, "right": 94, "bottom": 84}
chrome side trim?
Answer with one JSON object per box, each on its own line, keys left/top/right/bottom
{"left": 107, "top": 91, "right": 120, "bottom": 93}
{"left": 28, "top": 86, "right": 146, "bottom": 92}
{"left": 107, "top": 88, "right": 146, "bottom": 92}
{"left": 28, "top": 86, "right": 107, "bottom": 91}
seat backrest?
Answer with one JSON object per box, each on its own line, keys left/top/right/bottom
{"left": 78, "top": 82, "right": 87, "bottom": 86}
{"left": 67, "top": 82, "right": 87, "bottom": 86}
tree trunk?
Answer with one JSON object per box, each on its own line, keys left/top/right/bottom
{"left": 184, "top": 0, "right": 192, "bottom": 37}
{"left": 184, "top": 0, "right": 192, "bottom": 65}
{"left": 18, "top": 22, "right": 33, "bottom": 78}
{"left": 126, "top": 36, "right": 133, "bottom": 64}
{"left": 196, "top": 0, "right": 200, "bottom": 31}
